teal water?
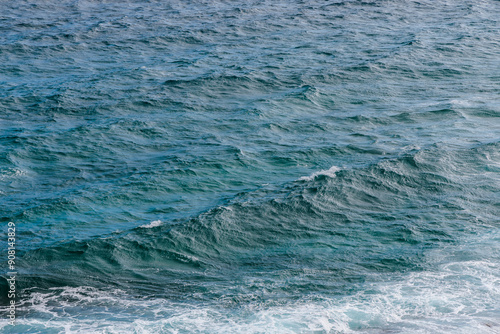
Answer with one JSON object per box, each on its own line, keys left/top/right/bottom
{"left": 1, "top": 0, "right": 500, "bottom": 333}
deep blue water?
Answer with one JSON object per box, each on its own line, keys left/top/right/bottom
{"left": 1, "top": 0, "right": 500, "bottom": 332}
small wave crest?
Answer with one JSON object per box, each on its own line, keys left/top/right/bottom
{"left": 298, "top": 166, "right": 340, "bottom": 181}
{"left": 0, "top": 168, "right": 28, "bottom": 180}
{"left": 139, "top": 220, "right": 163, "bottom": 228}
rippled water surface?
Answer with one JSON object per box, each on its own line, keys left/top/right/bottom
{"left": 1, "top": 0, "right": 500, "bottom": 333}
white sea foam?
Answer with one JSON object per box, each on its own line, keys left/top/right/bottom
{"left": 3, "top": 232, "right": 499, "bottom": 334}
{"left": 140, "top": 220, "right": 163, "bottom": 228}
{"left": 298, "top": 166, "right": 340, "bottom": 181}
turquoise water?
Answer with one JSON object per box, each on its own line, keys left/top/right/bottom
{"left": 1, "top": 0, "right": 500, "bottom": 332}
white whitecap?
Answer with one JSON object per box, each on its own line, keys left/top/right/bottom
{"left": 298, "top": 166, "right": 340, "bottom": 181}
{"left": 140, "top": 220, "right": 162, "bottom": 228}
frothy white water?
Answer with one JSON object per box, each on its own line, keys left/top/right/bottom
{"left": 140, "top": 220, "right": 163, "bottom": 228}
{"left": 298, "top": 166, "right": 340, "bottom": 181}
{"left": 0, "top": 167, "right": 28, "bottom": 180}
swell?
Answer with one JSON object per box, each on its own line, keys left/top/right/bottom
{"left": 11, "top": 141, "right": 500, "bottom": 303}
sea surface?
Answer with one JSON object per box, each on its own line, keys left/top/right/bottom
{"left": 1, "top": 0, "right": 500, "bottom": 333}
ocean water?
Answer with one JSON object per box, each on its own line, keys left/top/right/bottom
{"left": 1, "top": 0, "right": 500, "bottom": 332}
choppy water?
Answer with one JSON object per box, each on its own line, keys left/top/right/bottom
{"left": 1, "top": 0, "right": 500, "bottom": 333}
